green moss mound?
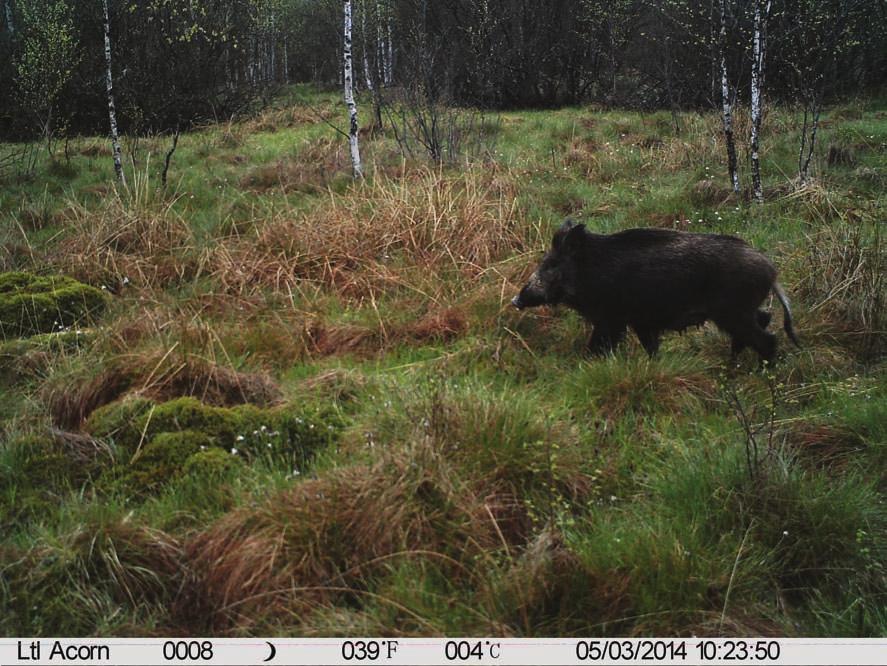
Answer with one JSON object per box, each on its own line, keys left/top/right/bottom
{"left": 86, "top": 396, "right": 155, "bottom": 452}
{"left": 90, "top": 395, "right": 341, "bottom": 462}
{"left": 90, "top": 396, "right": 342, "bottom": 497}
{"left": 113, "top": 430, "right": 212, "bottom": 496}
{"left": 0, "top": 272, "right": 106, "bottom": 339}
{"left": 183, "top": 448, "right": 245, "bottom": 478}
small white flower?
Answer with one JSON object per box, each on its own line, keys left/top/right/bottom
{"left": 260, "top": 425, "right": 267, "bottom": 432}
{"left": 782, "top": 530, "right": 789, "bottom": 536}
{"left": 230, "top": 447, "right": 238, "bottom": 455}
{"left": 236, "top": 435, "right": 245, "bottom": 442}
{"left": 200, "top": 445, "right": 206, "bottom": 450}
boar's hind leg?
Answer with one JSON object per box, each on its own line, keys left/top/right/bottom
{"left": 588, "top": 322, "right": 627, "bottom": 356}
{"left": 756, "top": 310, "right": 772, "bottom": 329}
{"left": 633, "top": 326, "right": 661, "bottom": 357}
{"left": 719, "top": 312, "right": 776, "bottom": 363}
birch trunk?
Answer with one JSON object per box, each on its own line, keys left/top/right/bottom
{"left": 283, "top": 34, "right": 289, "bottom": 83}
{"left": 362, "top": 1, "right": 373, "bottom": 91}
{"left": 343, "top": 0, "right": 363, "bottom": 178}
{"left": 385, "top": 7, "right": 394, "bottom": 84}
{"left": 3, "top": 0, "right": 13, "bottom": 35}
{"left": 719, "top": 0, "right": 739, "bottom": 193}
{"left": 749, "top": 0, "right": 770, "bottom": 203}
{"left": 102, "top": 0, "right": 125, "bottom": 186}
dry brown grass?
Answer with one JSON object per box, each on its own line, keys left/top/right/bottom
{"left": 215, "top": 165, "right": 535, "bottom": 300}
{"left": 563, "top": 136, "right": 600, "bottom": 177}
{"left": 306, "top": 306, "right": 469, "bottom": 357}
{"left": 687, "top": 179, "right": 735, "bottom": 207}
{"left": 795, "top": 222, "right": 884, "bottom": 360}
{"left": 239, "top": 136, "right": 347, "bottom": 194}
{"left": 45, "top": 363, "right": 134, "bottom": 429}
{"left": 785, "top": 422, "right": 866, "bottom": 469}
{"left": 43, "top": 347, "right": 281, "bottom": 428}
{"left": 177, "top": 444, "right": 507, "bottom": 632}
{"left": 490, "top": 529, "right": 631, "bottom": 635}
{"left": 244, "top": 105, "right": 333, "bottom": 134}
{"left": 77, "top": 141, "right": 112, "bottom": 158}
{"left": 595, "top": 367, "right": 716, "bottom": 422}
{"left": 49, "top": 188, "right": 199, "bottom": 290}
{"left": 27, "top": 518, "right": 183, "bottom": 607}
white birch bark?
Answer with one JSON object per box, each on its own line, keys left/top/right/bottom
{"left": 749, "top": 0, "right": 770, "bottom": 203}
{"left": 385, "top": 7, "right": 394, "bottom": 84}
{"left": 719, "top": 0, "right": 739, "bottom": 193}
{"left": 343, "top": 0, "right": 363, "bottom": 178}
{"left": 4, "top": 0, "right": 13, "bottom": 35}
{"left": 102, "top": 0, "right": 125, "bottom": 186}
{"left": 362, "top": 1, "right": 374, "bottom": 91}
{"left": 283, "top": 34, "right": 289, "bottom": 83}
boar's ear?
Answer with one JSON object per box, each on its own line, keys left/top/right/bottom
{"left": 557, "top": 222, "right": 586, "bottom": 254}
{"left": 552, "top": 219, "right": 581, "bottom": 251}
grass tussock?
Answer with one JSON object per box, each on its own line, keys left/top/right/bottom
{"left": 50, "top": 181, "right": 197, "bottom": 290}
{"left": 239, "top": 136, "right": 347, "bottom": 194}
{"left": 213, "top": 165, "right": 536, "bottom": 299}
{"left": 796, "top": 222, "right": 884, "bottom": 360}
{"left": 3, "top": 512, "right": 182, "bottom": 634}
{"left": 178, "top": 446, "right": 504, "bottom": 632}
{"left": 42, "top": 347, "right": 281, "bottom": 428}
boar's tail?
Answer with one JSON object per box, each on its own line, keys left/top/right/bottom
{"left": 772, "top": 282, "right": 801, "bottom": 348}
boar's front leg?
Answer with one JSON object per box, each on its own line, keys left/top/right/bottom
{"left": 633, "top": 326, "right": 661, "bottom": 357}
{"left": 588, "top": 321, "right": 627, "bottom": 356}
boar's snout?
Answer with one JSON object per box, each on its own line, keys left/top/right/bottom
{"left": 512, "top": 271, "right": 550, "bottom": 310}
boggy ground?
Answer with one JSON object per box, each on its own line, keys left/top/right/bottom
{"left": 0, "top": 86, "right": 884, "bottom": 636}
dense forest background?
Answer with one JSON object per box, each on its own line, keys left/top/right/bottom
{"left": 1, "top": 0, "right": 886, "bottom": 141}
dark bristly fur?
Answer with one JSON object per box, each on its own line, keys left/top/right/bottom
{"left": 512, "top": 220, "right": 800, "bottom": 361}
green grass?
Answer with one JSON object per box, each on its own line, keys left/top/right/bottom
{"left": 0, "top": 85, "right": 884, "bottom": 637}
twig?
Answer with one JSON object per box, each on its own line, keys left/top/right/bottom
{"left": 161, "top": 128, "right": 179, "bottom": 188}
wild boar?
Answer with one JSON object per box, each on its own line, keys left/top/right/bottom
{"left": 512, "top": 220, "right": 799, "bottom": 361}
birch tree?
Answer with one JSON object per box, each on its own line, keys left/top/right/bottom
{"left": 343, "top": 0, "right": 363, "bottom": 178}
{"left": 785, "top": 0, "right": 869, "bottom": 182}
{"left": 384, "top": 2, "right": 394, "bottom": 85}
{"left": 102, "top": 0, "right": 125, "bottom": 185}
{"left": 718, "top": 0, "right": 740, "bottom": 192}
{"left": 14, "top": 0, "right": 80, "bottom": 157}
{"left": 749, "top": 0, "right": 770, "bottom": 203}
{"left": 3, "top": 0, "right": 13, "bottom": 35}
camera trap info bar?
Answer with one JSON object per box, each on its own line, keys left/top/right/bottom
{"left": 1, "top": 637, "right": 885, "bottom": 665}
